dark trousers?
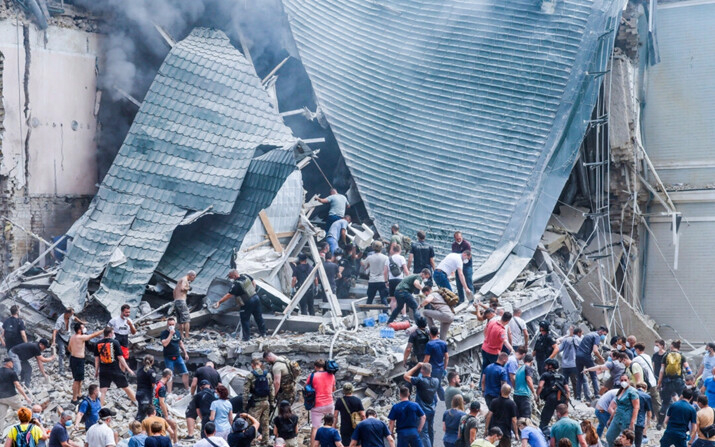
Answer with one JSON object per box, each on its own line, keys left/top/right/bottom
{"left": 366, "top": 282, "right": 388, "bottom": 306}
{"left": 576, "top": 355, "right": 599, "bottom": 399}
{"left": 135, "top": 388, "right": 152, "bottom": 421}
{"left": 635, "top": 425, "right": 645, "bottom": 447}
{"left": 660, "top": 431, "right": 688, "bottom": 447}
{"left": 240, "top": 295, "right": 267, "bottom": 341}
{"left": 455, "top": 264, "right": 473, "bottom": 304}
{"left": 420, "top": 407, "right": 435, "bottom": 447}
{"left": 432, "top": 368, "right": 445, "bottom": 401}
{"left": 659, "top": 378, "right": 685, "bottom": 423}
{"left": 397, "top": 428, "right": 423, "bottom": 447}
{"left": 692, "top": 440, "right": 715, "bottom": 447}
{"left": 299, "top": 287, "right": 315, "bottom": 315}
{"left": 325, "top": 214, "right": 341, "bottom": 231}
{"left": 388, "top": 290, "right": 420, "bottom": 323}
{"left": 433, "top": 270, "right": 451, "bottom": 290}
{"left": 539, "top": 396, "right": 563, "bottom": 429}
{"left": 561, "top": 366, "right": 579, "bottom": 397}
{"left": 484, "top": 395, "right": 497, "bottom": 411}
{"left": 514, "top": 395, "right": 531, "bottom": 418}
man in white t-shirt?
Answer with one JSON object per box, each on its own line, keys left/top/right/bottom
{"left": 361, "top": 241, "right": 389, "bottom": 306}
{"left": 433, "top": 251, "right": 472, "bottom": 296}
{"left": 106, "top": 304, "right": 136, "bottom": 361}
{"left": 508, "top": 308, "right": 529, "bottom": 350}
{"left": 86, "top": 408, "right": 117, "bottom": 447}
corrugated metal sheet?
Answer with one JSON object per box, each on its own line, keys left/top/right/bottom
{"left": 156, "top": 146, "right": 298, "bottom": 294}
{"left": 280, "top": 0, "right": 623, "bottom": 295}
{"left": 50, "top": 28, "right": 297, "bottom": 313}
{"left": 643, "top": 1, "right": 715, "bottom": 183}
{"left": 641, "top": 2, "right": 715, "bottom": 343}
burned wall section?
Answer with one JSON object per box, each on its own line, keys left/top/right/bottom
{"left": 0, "top": 20, "right": 101, "bottom": 275}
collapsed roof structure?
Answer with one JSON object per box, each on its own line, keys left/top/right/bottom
{"left": 44, "top": 0, "right": 626, "bottom": 317}
{"left": 281, "top": 0, "right": 624, "bottom": 296}
{"left": 49, "top": 28, "right": 302, "bottom": 314}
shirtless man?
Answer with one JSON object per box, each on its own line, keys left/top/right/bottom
{"left": 68, "top": 322, "right": 103, "bottom": 404}
{"left": 173, "top": 271, "right": 196, "bottom": 340}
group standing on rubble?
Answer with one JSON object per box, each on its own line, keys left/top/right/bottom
{"left": 2, "top": 200, "right": 715, "bottom": 447}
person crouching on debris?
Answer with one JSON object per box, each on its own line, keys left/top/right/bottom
{"left": 214, "top": 269, "right": 267, "bottom": 341}
{"left": 417, "top": 286, "right": 454, "bottom": 340}
{"left": 9, "top": 338, "right": 55, "bottom": 387}
{"left": 433, "top": 251, "right": 472, "bottom": 299}
{"left": 387, "top": 269, "right": 430, "bottom": 324}
{"left": 173, "top": 270, "right": 196, "bottom": 340}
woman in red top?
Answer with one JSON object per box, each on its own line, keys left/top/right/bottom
{"left": 309, "top": 359, "right": 336, "bottom": 447}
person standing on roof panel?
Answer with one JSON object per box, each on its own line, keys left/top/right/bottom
{"left": 318, "top": 188, "right": 349, "bottom": 230}
{"left": 451, "top": 232, "right": 474, "bottom": 304}
{"left": 433, "top": 251, "right": 471, "bottom": 298}
{"left": 173, "top": 270, "right": 196, "bottom": 340}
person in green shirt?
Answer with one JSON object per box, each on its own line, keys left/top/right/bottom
{"left": 387, "top": 269, "right": 431, "bottom": 324}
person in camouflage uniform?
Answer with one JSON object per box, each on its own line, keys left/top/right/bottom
{"left": 244, "top": 358, "right": 274, "bottom": 445}
{"left": 263, "top": 351, "right": 298, "bottom": 405}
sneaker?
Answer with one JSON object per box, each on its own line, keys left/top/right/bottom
{"left": 656, "top": 423, "right": 662, "bottom": 430}
{"left": 70, "top": 399, "right": 79, "bottom": 406}
{"left": 182, "top": 435, "right": 195, "bottom": 440}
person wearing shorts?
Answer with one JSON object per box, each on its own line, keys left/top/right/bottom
{"left": 160, "top": 318, "right": 190, "bottom": 392}
{"left": 308, "top": 359, "right": 336, "bottom": 447}
{"left": 173, "top": 271, "right": 196, "bottom": 340}
{"left": 94, "top": 327, "right": 136, "bottom": 406}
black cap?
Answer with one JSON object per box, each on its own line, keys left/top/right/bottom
{"left": 38, "top": 338, "right": 50, "bottom": 347}
{"left": 98, "top": 408, "right": 116, "bottom": 419}
{"left": 297, "top": 253, "right": 308, "bottom": 261}
{"left": 538, "top": 320, "right": 550, "bottom": 330}
{"left": 469, "top": 401, "right": 481, "bottom": 411}
{"left": 2, "top": 357, "right": 12, "bottom": 363}
{"left": 199, "top": 380, "right": 211, "bottom": 387}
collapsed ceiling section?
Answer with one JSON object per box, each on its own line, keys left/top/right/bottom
{"left": 49, "top": 28, "right": 299, "bottom": 314}
{"left": 280, "top": 0, "right": 624, "bottom": 295}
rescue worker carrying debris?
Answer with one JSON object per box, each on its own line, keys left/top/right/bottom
{"left": 536, "top": 358, "right": 569, "bottom": 430}
{"left": 214, "top": 269, "right": 267, "bottom": 341}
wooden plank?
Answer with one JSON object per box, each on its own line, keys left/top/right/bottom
{"left": 258, "top": 210, "right": 283, "bottom": 253}
{"left": 263, "top": 232, "right": 295, "bottom": 239}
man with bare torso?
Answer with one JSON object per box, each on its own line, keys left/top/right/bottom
{"left": 68, "top": 322, "right": 103, "bottom": 404}
{"left": 173, "top": 271, "right": 196, "bottom": 340}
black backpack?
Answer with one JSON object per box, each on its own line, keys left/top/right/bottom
{"left": 412, "top": 329, "right": 430, "bottom": 358}
{"left": 389, "top": 256, "right": 401, "bottom": 277}
{"left": 76, "top": 396, "right": 92, "bottom": 423}
{"left": 3, "top": 318, "right": 22, "bottom": 345}
{"left": 457, "top": 414, "right": 476, "bottom": 447}
{"left": 252, "top": 370, "right": 270, "bottom": 398}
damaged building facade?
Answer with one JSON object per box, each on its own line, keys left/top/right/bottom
{"left": 0, "top": 0, "right": 712, "bottom": 397}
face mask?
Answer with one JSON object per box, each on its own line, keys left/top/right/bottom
{"left": 32, "top": 413, "right": 41, "bottom": 421}
{"left": 168, "top": 326, "right": 175, "bottom": 332}
{"left": 65, "top": 420, "right": 73, "bottom": 427}
{"left": 626, "top": 342, "right": 631, "bottom": 348}
{"left": 616, "top": 344, "right": 623, "bottom": 350}
{"left": 600, "top": 335, "right": 606, "bottom": 342}
{"left": 620, "top": 381, "right": 629, "bottom": 388}
{"left": 653, "top": 346, "right": 660, "bottom": 353}
{"left": 82, "top": 328, "right": 88, "bottom": 334}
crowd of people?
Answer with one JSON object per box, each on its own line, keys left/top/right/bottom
{"left": 1, "top": 192, "right": 714, "bottom": 447}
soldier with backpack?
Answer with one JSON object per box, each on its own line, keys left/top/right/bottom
{"left": 403, "top": 317, "right": 430, "bottom": 367}
{"left": 244, "top": 358, "right": 274, "bottom": 444}
{"left": 387, "top": 269, "right": 431, "bottom": 324}
{"left": 3, "top": 306, "right": 28, "bottom": 351}
{"left": 657, "top": 340, "right": 692, "bottom": 429}
{"left": 263, "top": 351, "right": 300, "bottom": 404}
{"left": 536, "top": 358, "right": 569, "bottom": 429}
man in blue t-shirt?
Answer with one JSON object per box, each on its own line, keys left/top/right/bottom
{"left": 75, "top": 384, "right": 102, "bottom": 429}
{"left": 423, "top": 327, "right": 448, "bottom": 401}
{"left": 660, "top": 388, "right": 697, "bottom": 447}
{"left": 575, "top": 326, "right": 608, "bottom": 400}
{"left": 388, "top": 386, "right": 425, "bottom": 447}
{"left": 350, "top": 409, "right": 393, "bottom": 447}
{"left": 482, "top": 353, "right": 509, "bottom": 410}
{"left": 316, "top": 414, "right": 342, "bottom": 447}
{"left": 405, "top": 363, "right": 439, "bottom": 447}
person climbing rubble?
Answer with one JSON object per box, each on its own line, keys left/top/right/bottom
{"left": 173, "top": 270, "right": 196, "bottom": 341}
{"left": 75, "top": 384, "right": 102, "bottom": 430}
{"left": 153, "top": 369, "right": 178, "bottom": 443}
{"left": 95, "top": 327, "right": 135, "bottom": 406}
{"left": 417, "top": 286, "right": 454, "bottom": 339}
{"left": 68, "top": 323, "right": 103, "bottom": 404}
{"left": 317, "top": 188, "right": 349, "bottom": 231}
{"left": 326, "top": 215, "right": 350, "bottom": 256}
{"left": 3, "top": 305, "right": 28, "bottom": 352}
{"left": 433, "top": 251, "right": 472, "bottom": 300}
{"left": 214, "top": 269, "right": 267, "bottom": 341}
{"left": 52, "top": 308, "right": 85, "bottom": 377}
{"left": 107, "top": 305, "right": 137, "bottom": 362}
{"left": 8, "top": 338, "right": 54, "bottom": 387}
{"left": 159, "top": 318, "right": 189, "bottom": 392}
{"left": 387, "top": 269, "right": 431, "bottom": 325}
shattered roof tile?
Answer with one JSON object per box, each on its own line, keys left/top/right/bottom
{"left": 281, "top": 0, "right": 622, "bottom": 295}
{"left": 50, "top": 28, "right": 297, "bottom": 312}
